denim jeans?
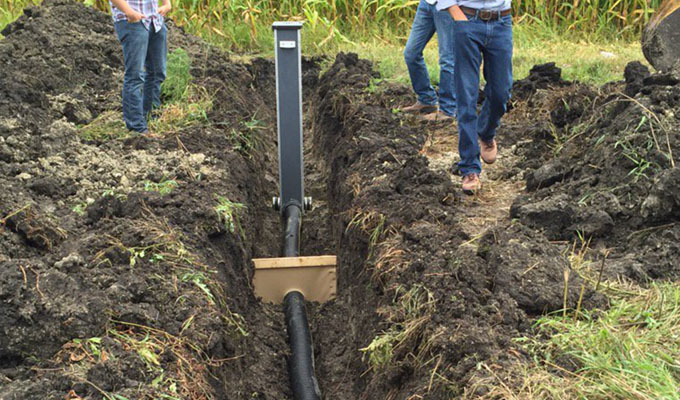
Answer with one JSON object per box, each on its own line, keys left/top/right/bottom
{"left": 114, "top": 20, "right": 167, "bottom": 132}
{"left": 453, "top": 13, "right": 513, "bottom": 176}
{"left": 404, "top": 0, "right": 456, "bottom": 116}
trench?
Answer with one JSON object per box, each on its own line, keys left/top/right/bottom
{"left": 4, "top": 3, "right": 680, "bottom": 399}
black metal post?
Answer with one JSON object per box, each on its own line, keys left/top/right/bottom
{"left": 273, "top": 22, "right": 321, "bottom": 400}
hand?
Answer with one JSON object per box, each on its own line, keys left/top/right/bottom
{"left": 158, "top": 4, "right": 171, "bottom": 16}
{"left": 126, "top": 10, "right": 146, "bottom": 23}
{"left": 449, "top": 5, "right": 469, "bottom": 21}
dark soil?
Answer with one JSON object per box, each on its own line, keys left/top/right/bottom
{"left": 1, "top": 1, "right": 678, "bottom": 399}
{"left": 302, "top": 53, "right": 606, "bottom": 399}
{"left": 1, "top": 1, "right": 291, "bottom": 398}
{"left": 511, "top": 60, "right": 680, "bottom": 281}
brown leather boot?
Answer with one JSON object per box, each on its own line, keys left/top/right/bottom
{"left": 461, "top": 173, "right": 481, "bottom": 195}
{"left": 400, "top": 101, "right": 437, "bottom": 114}
{"left": 422, "top": 111, "right": 454, "bottom": 121}
{"left": 480, "top": 138, "right": 497, "bottom": 164}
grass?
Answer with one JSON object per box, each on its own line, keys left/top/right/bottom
{"left": 361, "top": 285, "right": 436, "bottom": 371}
{"left": 330, "top": 23, "right": 648, "bottom": 88}
{"left": 467, "top": 236, "right": 680, "bottom": 399}
{"left": 489, "top": 283, "right": 680, "bottom": 400}
{"left": 228, "top": 114, "right": 265, "bottom": 158}
{"left": 77, "top": 47, "right": 212, "bottom": 139}
{"left": 539, "top": 283, "right": 680, "bottom": 399}
{"left": 150, "top": 47, "right": 213, "bottom": 134}
{"left": 161, "top": 48, "right": 193, "bottom": 103}
{"left": 78, "top": 110, "right": 130, "bottom": 141}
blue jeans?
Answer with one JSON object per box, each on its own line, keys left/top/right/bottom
{"left": 453, "top": 13, "right": 513, "bottom": 176}
{"left": 404, "top": 0, "right": 456, "bottom": 116}
{"left": 114, "top": 20, "right": 167, "bottom": 132}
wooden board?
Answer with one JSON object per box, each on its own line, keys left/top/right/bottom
{"left": 253, "top": 255, "right": 337, "bottom": 269}
{"left": 252, "top": 255, "right": 337, "bottom": 304}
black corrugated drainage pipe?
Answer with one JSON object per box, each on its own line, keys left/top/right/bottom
{"left": 281, "top": 204, "right": 321, "bottom": 400}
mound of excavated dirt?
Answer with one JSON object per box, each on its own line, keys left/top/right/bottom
{"left": 0, "top": 1, "right": 301, "bottom": 398}
{"left": 511, "top": 61, "right": 680, "bottom": 281}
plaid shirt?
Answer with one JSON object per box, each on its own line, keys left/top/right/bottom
{"left": 110, "top": 0, "right": 164, "bottom": 32}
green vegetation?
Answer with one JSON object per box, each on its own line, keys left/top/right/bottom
{"left": 78, "top": 110, "right": 130, "bottom": 141}
{"left": 228, "top": 114, "right": 265, "bottom": 158}
{"left": 169, "top": 0, "right": 661, "bottom": 50}
{"left": 161, "top": 48, "right": 192, "bottom": 103}
{"left": 1, "top": 1, "right": 659, "bottom": 85}
{"left": 1, "top": 0, "right": 662, "bottom": 45}
{"left": 361, "top": 285, "right": 435, "bottom": 370}
{"left": 143, "top": 178, "right": 179, "bottom": 196}
{"left": 500, "top": 283, "right": 680, "bottom": 400}
{"left": 77, "top": 48, "right": 211, "bottom": 139}
{"left": 468, "top": 238, "right": 680, "bottom": 399}
{"left": 214, "top": 195, "right": 246, "bottom": 238}
{"left": 149, "top": 47, "right": 212, "bottom": 134}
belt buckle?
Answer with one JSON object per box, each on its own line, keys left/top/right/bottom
{"left": 478, "top": 10, "right": 494, "bottom": 21}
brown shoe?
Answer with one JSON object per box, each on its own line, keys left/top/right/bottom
{"left": 400, "top": 101, "right": 437, "bottom": 114}
{"left": 461, "top": 173, "right": 481, "bottom": 195}
{"left": 422, "top": 111, "right": 454, "bottom": 121}
{"left": 480, "top": 138, "right": 497, "bottom": 164}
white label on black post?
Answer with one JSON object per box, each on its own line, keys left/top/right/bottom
{"left": 279, "top": 40, "right": 296, "bottom": 49}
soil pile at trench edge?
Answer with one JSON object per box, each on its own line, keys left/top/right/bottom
{"left": 511, "top": 61, "right": 680, "bottom": 281}
{"left": 308, "top": 53, "right": 604, "bottom": 398}
{"left": 0, "top": 0, "right": 317, "bottom": 398}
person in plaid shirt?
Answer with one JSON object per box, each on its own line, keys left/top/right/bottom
{"left": 109, "top": 0, "right": 171, "bottom": 134}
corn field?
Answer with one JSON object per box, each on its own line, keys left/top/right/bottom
{"left": 1, "top": 0, "right": 666, "bottom": 49}
{"left": 168, "top": 0, "right": 665, "bottom": 48}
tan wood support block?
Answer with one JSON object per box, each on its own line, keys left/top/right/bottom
{"left": 252, "top": 256, "right": 337, "bottom": 304}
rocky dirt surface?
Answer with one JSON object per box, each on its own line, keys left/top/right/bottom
{"left": 1, "top": 1, "right": 678, "bottom": 399}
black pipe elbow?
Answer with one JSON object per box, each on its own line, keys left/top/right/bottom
{"left": 282, "top": 204, "right": 302, "bottom": 257}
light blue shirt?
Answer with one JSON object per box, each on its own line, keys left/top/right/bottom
{"left": 436, "top": 0, "right": 511, "bottom": 12}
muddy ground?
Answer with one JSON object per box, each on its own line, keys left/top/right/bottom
{"left": 1, "top": 1, "right": 679, "bottom": 399}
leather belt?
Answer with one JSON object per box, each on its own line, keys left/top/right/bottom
{"left": 459, "top": 6, "right": 512, "bottom": 21}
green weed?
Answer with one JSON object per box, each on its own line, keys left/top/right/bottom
{"left": 180, "top": 271, "right": 215, "bottom": 305}
{"left": 214, "top": 195, "right": 246, "bottom": 239}
{"left": 614, "top": 135, "right": 658, "bottom": 181}
{"left": 149, "top": 85, "right": 213, "bottom": 134}
{"left": 143, "top": 178, "right": 178, "bottom": 196}
{"left": 228, "top": 114, "right": 264, "bottom": 158}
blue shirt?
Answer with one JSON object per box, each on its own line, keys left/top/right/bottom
{"left": 436, "top": 0, "right": 511, "bottom": 12}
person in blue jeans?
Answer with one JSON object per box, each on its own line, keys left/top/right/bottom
{"left": 109, "top": 0, "right": 171, "bottom": 134}
{"left": 401, "top": 0, "right": 457, "bottom": 121}
{"left": 436, "top": 0, "right": 513, "bottom": 194}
